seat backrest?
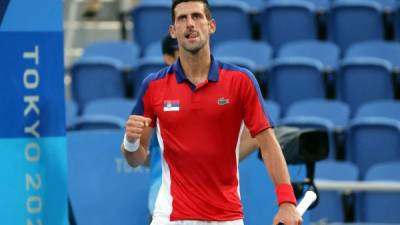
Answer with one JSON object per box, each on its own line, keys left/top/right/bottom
{"left": 311, "top": 160, "right": 359, "bottom": 222}
{"left": 361, "top": 161, "right": 400, "bottom": 222}
{"left": 346, "top": 40, "right": 400, "bottom": 70}
{"left": 214, "top": 40, "right": 273, "bottom": 72}
{"left": 71, "top": 58, "right": 125, "bottom": 108}
{"left": 132, "top": 2, "right": 171, "bottom": 49}
{"left": 83, "top": 41, "right": 140, "bottom": 69}
{"left": 131, "top": 57, "right": 166, "bottom": 98}
{"left": 66, "top": 100, "right": 78, "bottom": 129}
{"left": 260, "top": 0, "right": 317, "bottom": 51}
{"left": 347, "top": 118, "right": 400, "bottom": 178}
{"left": 328, "top": 0, "right": 384, "bottom": 51}
{"left": 83, "top": 97, "right": 136, "bottom": 120}
{"left": 278, "top": 40, "right": 340, "bottom": 71}
{"left": 209, "top": 1, "right": 252, "bottom": 46}
{"left": 268, "top": 57, "right": 325, "bottom": 114}
{"left": 68, "top": 130, "right": 150, "bottom": 225}
{"left": 265, "top": 100, "right": 281, "bottom": 125}
{"left": 355, "top": 100, "right": 400, "bottom": 121}
{"left": 286, "top": 99, "right": 350, "bottom": 129}
{"left": 336, "top": 57, "right": 394, "bottom": 115}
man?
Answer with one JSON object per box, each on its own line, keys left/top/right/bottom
{"left": 122, "top": 1, "right": 302, "bottom": 225}
{"left": 148, "top": 34, "right": 264, "bottom": 220}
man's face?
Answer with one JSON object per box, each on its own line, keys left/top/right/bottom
{"left": 169, "top": 2, "right": 215, "bottom": 54}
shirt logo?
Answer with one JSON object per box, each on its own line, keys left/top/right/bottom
{"left": 163, "top": 100, "right": 180, "bottom": 111}
{"left": 217, "top": 97, "right": 230, "bottom": 106}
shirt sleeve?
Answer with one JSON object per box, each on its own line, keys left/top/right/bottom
{"left": 239, "top": 70, "right": 272, "bottom": 137}
{"left": 131, "top": 73, "right": 157, "bottom": 127}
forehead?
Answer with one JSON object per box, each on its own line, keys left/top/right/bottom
{"left": 174, "top": 2, "right": 206, "bottom": 17}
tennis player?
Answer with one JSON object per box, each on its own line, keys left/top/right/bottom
{"left": 122, "top": 1, "right": 302, "bottom": 225}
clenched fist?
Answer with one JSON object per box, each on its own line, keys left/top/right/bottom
{"left": 125, "top": 115, "right": 152, "bottom": 143}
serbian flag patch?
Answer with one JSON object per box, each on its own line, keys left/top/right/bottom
{"left": 163, "top": 100, "right": 180, "bottom": 111}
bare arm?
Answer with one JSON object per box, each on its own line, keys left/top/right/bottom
{"left": 238, "top": 127, "right": 258, "bottom": 161}
{"left": 255, "top": 128, "right": 291, "bottom": 185}
{"left": 255, "top": 128, "right": 302, "bottom": 225}
{"left": 121, "top": 115, "right": 153, "bottom": 168}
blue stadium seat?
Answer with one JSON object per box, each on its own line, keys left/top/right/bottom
{"left": 68, "top": 130, "right": 150, "bottom": 225}
{"left": 83, "top": 97, "right": 135, "bottom": 120}
{"left": 209, "top": 1, "right": 252, "bottom": 46}
{"left": 268, "top": 57, "right": 326, "bottom": 115}
{"left": 239, "top": 152, "right": 276, "bottom": 225}
{"left": 360, "top": 161, "right": 400, "bottom": 223}
{"left": 346, "top": 117, "right": 400, "bottom": 178}
{"left": 131, "top": 1, "right": 171, "bottom": 49}
{"left": 336, "top": 57, "right": 394, "bottom": 115}
{"left": 71, "top": 57, "right": 125, "bottom": 108}
{"left": 66, "top": 100, "right": 78, "bottom": 130}
{"left": 278, "top": 40, "right": 340, "bottom": 73}
{"left": 217, "top": 56, "right": 258, "bottom": 73}
{"left": 312, "top": 160, "right": 359, "bottom": 222}
{"left": 356, "top": 100, "right": 400, "bottom": 121}
{"left": 260, "top": 0, "right": 318, "bottom": 52}
{"left": 265, "top": 100, "right": 281, "bottom": 125}
{"left": 214, "top": 40, "right": 273, "bottom": 72}
{"left": 73, "top": 115, "right": 126, "bottom": 130}
{"left": 281, "top": 100, "right": 350, "bottom": 159}
{"left": 346, "top": 41, "right": 400, "bottom": 70}
{"left": 346, "top": 40, "right": 400, "bottom": 92}
{"left": 144, "top": 41, "right": 163, "bottom": 58}
{"left": 131, "top": 57, "right": 165, "bottom": 98}
{"left": 82, "top": 41, "right": 140, "bottom": 70}
{"left": 71, "top": 98, "right": 136, "bottom": 130}
{"left": 328, "top": 0, "right": 384, "bottom": 51}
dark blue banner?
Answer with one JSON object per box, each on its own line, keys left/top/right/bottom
{"left": 0, "top": 0, "right": 67, "bottom": 224}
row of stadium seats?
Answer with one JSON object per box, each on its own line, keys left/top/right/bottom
{"left": 131, "top": 0, "right": 400, "bottom": 51}
{"left": 65, "top": 98, "right": 400, "bottom": 182}
{"left": 67, "top": 129, "right": 400, "bottom": 225}
{"left": 71, "top": 39, "right": 400, "bottom": 114}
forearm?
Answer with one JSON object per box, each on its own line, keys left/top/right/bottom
{"left": 121, "top": 144, "right": 148, "bottom": 167}
{"left": 256, "top": 128, "right": 291, "bottom": 185}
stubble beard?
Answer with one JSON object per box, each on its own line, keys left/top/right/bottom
{"left": 182, "top": 39, "right": 207, "bottom": 55}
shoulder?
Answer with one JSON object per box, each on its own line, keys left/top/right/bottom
{"left": 142, "top": 65, "right": 174, "bottom": 88}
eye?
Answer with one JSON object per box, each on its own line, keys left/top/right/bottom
{"left": 192, "top": 13, "right": 202, "bottom": 20}
{"left": 177, "top": 15, "right": 187, "bottom": 22}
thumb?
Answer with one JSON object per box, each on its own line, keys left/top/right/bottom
{"left": 144, "top": 117, "right": 152, "bottom": 127}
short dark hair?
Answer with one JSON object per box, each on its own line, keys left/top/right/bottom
{"left": 162, "top": 34, "right": 178, "bottom": 56}
{"left": 171, "top": 0, "right": 212, "bottom": 23}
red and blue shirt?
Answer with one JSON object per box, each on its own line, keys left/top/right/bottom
{"left": 133, "top": 55, "right": 272, "bottom": 222}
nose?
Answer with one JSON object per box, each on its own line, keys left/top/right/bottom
{"left": 186, "top": 17, "right": 195, "bottom": 28}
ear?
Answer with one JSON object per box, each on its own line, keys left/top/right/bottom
{"left": 169, "top": 25, "right": 177, "bottom": 38}
{"left": 209, "top": 19, "right": 216, "bottom": 34}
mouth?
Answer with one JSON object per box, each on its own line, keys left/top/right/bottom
{"left": 185, "top": 31, "right": 198, "bottom": 40}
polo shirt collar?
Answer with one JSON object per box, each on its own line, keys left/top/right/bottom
{"left": 173, "top": 55, "right": 219, "bottom": 83}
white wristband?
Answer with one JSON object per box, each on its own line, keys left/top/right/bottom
{"left": 123, "top": 134, "right": 140, "bottom": 152}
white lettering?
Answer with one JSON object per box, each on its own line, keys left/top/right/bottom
{"left": 25, "top": 143, "right": 41, "bottom": 162}
{"left": 26, "top": 196, "right": 42, "bottom": 213}
{"left": 24, "top": 96, "right": 40, "bottom": 116}
{"left": 24, "top": 121, "right": 40, "bottom": 138}
{"left": 23, "top": 69, "right": 39, "bottom": 89}
{"left": 26, "top": 174, "right": 41, "bottom": 191}
{"left": 23, "top": 45, "right": 39, "bottom": 65}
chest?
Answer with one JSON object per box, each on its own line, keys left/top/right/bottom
{"left": 152, "top": 80, "right": 241, "bottom": 126}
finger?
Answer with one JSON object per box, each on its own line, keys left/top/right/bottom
{"left": 144, "top": 118, "right": 152, "bottom": 127}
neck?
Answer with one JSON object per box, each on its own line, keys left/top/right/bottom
{"left": 179, "top": 46, "right": 211, "bottom": 85}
